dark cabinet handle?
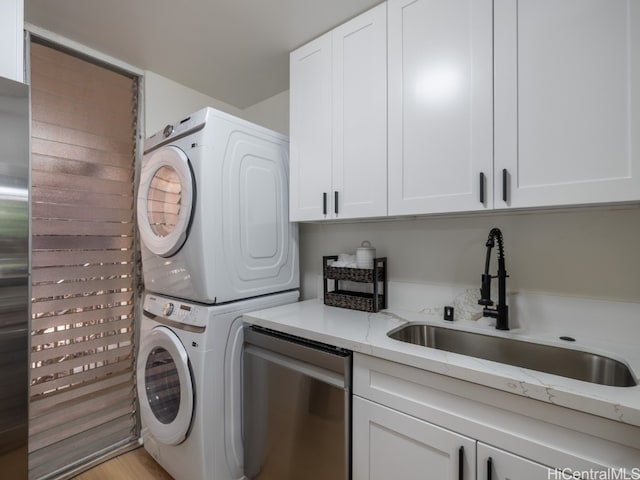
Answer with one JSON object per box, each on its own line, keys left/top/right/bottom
{"left": 458, "top": 446, "right": 464, "bottom": 480}
{"left": 334, "top": 191, "right": 339, "bottom": 215}
{"left": 323, "top": 192, "right": 327, "bottom": 215}
{"left": 502, "top": 168, "right": 508, "bottom": 202}
{"left": 479, "top": 172, "right": 485, "bottom": 204}
{"left": 487, "top": 457, "right": 493, "bottom": 480}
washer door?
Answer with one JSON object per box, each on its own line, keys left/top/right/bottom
{"left": 137, "top": 326, "right": 194, "bottom": 445}
{"left": 137, "top": 146, "right": 194, "bottom": 257}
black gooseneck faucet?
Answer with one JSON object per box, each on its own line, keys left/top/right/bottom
{"left": 478, "top": 228, "right": 509, "bottom": 330}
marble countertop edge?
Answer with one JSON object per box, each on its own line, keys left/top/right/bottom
{"left": 243, "top": 299, "right": 640, "bottom": 428}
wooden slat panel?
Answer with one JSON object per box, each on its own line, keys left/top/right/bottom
{"left": 30, "top": 39, "right": 138, "bottom": 478}
{"left": 30, "top": 91, "right": 135, "bottom": 141}
{"left": 30, "top": 359, "right": 133, "bottom": 397}
{"left": 32, "top": 292, "right": 133, "bottom": 316}
{"left": 31, "top": 68, "right": 134, "bottom": 106}
{"left": 30, "top": 345, "right": 132, "bottom": 379}
{"left": 31, "top": 235, "right": 133, "bottom": 251}
{"left": 32, "top": 203, "right": 133, "bottom": 223}
{"left": 29, "top": 400, "right": 134, "bottom": 452}
{"left": 32, "top": 251, "right": 134, "bottom": 268}
{"left": 32, "top": 308, "right": 133, "bottom": 333}
{"left": 32, "top": 219, "right": 133, "bottom": 237}
{"left": 30, "top": 60, "right": 133, "bottom": 98}
{"left": 31, "top": 44, "right": 134, "bottom": 94}
{"left": 32, "top": 154, "right": 133, "bottom": 183}
{"left": 32, "top": 121, "right": 133, "bottom": 155}
{"left": 32, "top": 264, "right": 134, "bottom": 283}
{"left": 30, "top": 382, "right": 134, "bottom": 434}
{"left": 32, "top": 311, "right": 133, "bottom": 336}
{"left": 32, "top": 138, "right": 133, "bottom": 169}
{"left": 31, "top": 81, "right": 134, "bottom": 122}
{"left": 31, "top": 186, "right": 133, "bottom": 210}
{"left": 31, "top": 85, "right": 133, "bottom": 134}
{"left": 32, "top": 170, "right": 133, "bottom": 195}
{"left": 28, "top": 417, "right": 135, "bottom": 478}
{"left": 32, "top": 277, "right": 133, "bottom": 300}
{"left": 31, "top": 332, "right": 132, "bottom": 364}
{"left": 32, "top": 315, "right": 133, "bottom": 341}
{"left": 31, "top": 42, "right": 133, "bottom": 85}
{"left": 30, "top": 370, "right": 132, "bottom": 416}
{"left": 30, "top": 47, "right": 135, "bottom": 114}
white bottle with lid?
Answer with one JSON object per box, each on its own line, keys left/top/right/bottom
{"left": 356, "top": 241, "right": 376, "bottom": 269}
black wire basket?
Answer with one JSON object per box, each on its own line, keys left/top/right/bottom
{"left": 323, "top": 256, "right": 387, "bottom": 312}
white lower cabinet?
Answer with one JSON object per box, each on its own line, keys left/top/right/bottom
{"left": 352, "top": 353, "right": 640, "bottom": 478}
{"left": 353, "top": 396, "right": 549, "bottom": 480}
{"left": 353, "top": 396, "right": 476, "bottom": 480}
{"left": 478, "top": 443, "right": 550, "bottom": 480}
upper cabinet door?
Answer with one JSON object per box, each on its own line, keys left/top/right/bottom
{"left": 289, "top": 33, "right": 333, "bottom": 221}
{"left": 0, "top": 0, "right": 23, "bottom": 82}
{"left": 495, "top": 0, "right": 640, "bottom": 209}
{"left": 388, "top": 0, "right": 494, "bottom": 216}
{"left": 332, "top": 3, "right": 387, "bottom": 219}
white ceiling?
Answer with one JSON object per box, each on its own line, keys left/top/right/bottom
{"left": 25, "top": 0, "right": 382, "bottom": 109}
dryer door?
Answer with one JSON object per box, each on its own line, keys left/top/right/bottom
{"left": 137, "top": 146, "right": 194, "bottom": 257}
{"left": 137, "top": 326, "right": 194, "bottom": 445}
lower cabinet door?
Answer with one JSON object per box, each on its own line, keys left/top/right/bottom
{"left": 353, "top": 396, "right": 476, "bottom": 480}
{"left": 478, "top": 443, "right": 550, "bottom": 480}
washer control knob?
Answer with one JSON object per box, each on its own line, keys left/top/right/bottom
{"left": 163, "top": 124, "right": 174, "bottom": 138}
{"left": 163, "top": 303, "right": 174, "bottom": 317}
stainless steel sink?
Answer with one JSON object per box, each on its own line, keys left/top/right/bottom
{"left": 387, "top": 323, "right": 637, "bottom": 387}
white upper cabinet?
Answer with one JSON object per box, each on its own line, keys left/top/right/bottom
{"left": 289, "top": 33, "right": 333, "bottom": 221}
{"left": 332, "top": 4, "right": 387, "bottom": 219}
{"left": 387, "top": 0, "right": 494, "bottom": 215}
{"left": 0, "top": 0, "right": 24, "bottom": 82}
{"left": 292, "top": 0, "right": 639, "bottom": 219}
{"left": 494, "top": 0, "right": 640, "bottom": 208}
{"left": 289, "top": 4, "right": 387, "bottom": 221}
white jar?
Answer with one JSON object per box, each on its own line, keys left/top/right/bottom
{"left": 356, "top": 241, "right": 376, "bottom": 269}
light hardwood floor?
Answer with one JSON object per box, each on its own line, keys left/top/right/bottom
{"left": 72, "top": 447, "right": 173, "bottom": 480}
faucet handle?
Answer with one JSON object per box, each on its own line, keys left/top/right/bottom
{"left": 478, "top": 274, "right": 494, "bottom": 306}
{"left": 478, "top": 297, "right": 494, "bottom": 307}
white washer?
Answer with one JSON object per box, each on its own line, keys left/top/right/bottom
{"left": 137, "top": 290, "right": 299, "bottom": 480}
{"left": 138, "top": 107, "right": 299, "bottom": 304}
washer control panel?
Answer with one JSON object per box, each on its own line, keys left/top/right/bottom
{"left": 143, "top": 108, "right": 207, "bottom": 152}
{"left": 144, "top": 294, "right": 207, "bottom": 328}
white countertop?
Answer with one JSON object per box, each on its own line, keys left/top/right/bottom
{"left": 244, "top": 296, "right": 640, "bottom": 428}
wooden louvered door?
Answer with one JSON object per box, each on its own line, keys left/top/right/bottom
{"left": 29, "top": 40, "right": 139, "bottom": 480}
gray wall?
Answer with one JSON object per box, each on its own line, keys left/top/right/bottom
{"left": 299, "top": 206, "right": 640, "bottom": 303}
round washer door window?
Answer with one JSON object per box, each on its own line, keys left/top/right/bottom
{"left": 136, "top": 326, "right": 194, "bottom": 445}
{"left": 137, "top": 146, "right": 194, "bottom": 257}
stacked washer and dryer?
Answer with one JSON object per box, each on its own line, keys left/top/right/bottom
{"left": 136, "top": 107, "right": 299, "bottom": 480}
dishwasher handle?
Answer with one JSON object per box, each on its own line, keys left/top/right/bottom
{"left": 244, "top": 344, "right": 347, "bottom": 390}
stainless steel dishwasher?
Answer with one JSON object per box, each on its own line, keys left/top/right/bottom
{"left": 243, "top": 325, "right": 352, "bottom": 480}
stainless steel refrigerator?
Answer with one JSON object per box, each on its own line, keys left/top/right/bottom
{"left": 0, "top": 75, "right": 29, "bottom": 478}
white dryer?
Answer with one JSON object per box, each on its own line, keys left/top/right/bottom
{"left": 138, "top": 107, "right": 299, "bottom": 304}
{"left": 137, "top": 290, "right": 299, "bottom": 480}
